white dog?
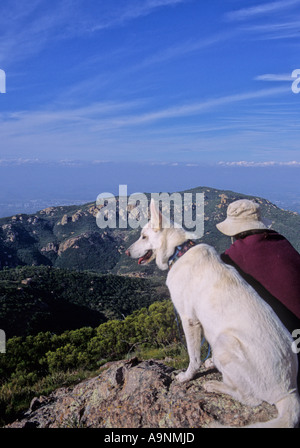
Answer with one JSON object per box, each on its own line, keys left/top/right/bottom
{"left": 126, "top": 199, "right": 300, "bottom": 428}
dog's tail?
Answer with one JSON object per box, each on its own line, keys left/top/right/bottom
{"left": 210, "top": 392, "right": 300, "bottom": 428}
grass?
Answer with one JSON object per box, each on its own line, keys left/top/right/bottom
{"left": 0, "top": 368, "right": 98, "bottom": 426}
{"left": 0, "top": 340, "right": 212, "bottom": 427}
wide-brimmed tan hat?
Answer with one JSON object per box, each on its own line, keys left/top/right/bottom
{"left": 216, "top": 199, "right": 272, "bottom": 237}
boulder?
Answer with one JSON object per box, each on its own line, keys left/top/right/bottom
{"left": 7, "top": 358, "right": 277, "bottom": 429}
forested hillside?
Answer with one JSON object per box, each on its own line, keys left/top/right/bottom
{"left": 0, "top": 266, "right": 168, "bottom": 338}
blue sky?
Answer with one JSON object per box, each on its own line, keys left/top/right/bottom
{"left": 0, "top": 0, "right": 300, "bottom": 166}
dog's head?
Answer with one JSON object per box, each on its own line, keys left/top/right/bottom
{"left": 126, "top": 199, "right": 193, "bottom": 270}
{"left": 125, "top": 199, "right": 163, "bottom": 265}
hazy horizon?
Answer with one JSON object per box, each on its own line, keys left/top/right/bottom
{"left": 0, "top": 161, "right": 299, "bottom": 218}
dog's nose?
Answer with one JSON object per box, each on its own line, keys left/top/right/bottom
{"left": 125, "top": 249, "right": 130, "bottom": 257}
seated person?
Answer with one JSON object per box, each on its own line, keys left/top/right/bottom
{"left": 216, "top": 199, "right": 300, "bottom": 389}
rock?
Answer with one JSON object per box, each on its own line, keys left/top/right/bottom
{"left": 57, "top": 214, "right": 69, "bottom": 226}
{"left": 26, "top": 396, "right": 47, "bottom": 414}
{"left": 41, "top": 242, "right": 58, "bottom": 253}
{"left": 40, "top": 207, "right": 56, "bottom": 216}
{"left": 72, "top": 210, "right": 87, "bottom": 222}
{"left": 7, "top": 358, "right": 277, "bottom": 428}
{"left": 58, "top": 235, "right": 83, "bottom": 255}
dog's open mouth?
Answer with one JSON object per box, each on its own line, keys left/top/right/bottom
{"left": 138, "top": 250, "right": 153, "bottom": 265}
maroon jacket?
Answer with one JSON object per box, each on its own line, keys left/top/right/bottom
{"left": 222, "top": 230, "right": 300, "bottom": 321}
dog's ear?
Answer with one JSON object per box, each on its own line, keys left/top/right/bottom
{"left": 150, "top": 198, "right": 162, "bottom": 231}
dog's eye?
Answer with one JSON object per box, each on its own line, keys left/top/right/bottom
{"left": 142, "top": 235, "right": 147, "bottom": 240}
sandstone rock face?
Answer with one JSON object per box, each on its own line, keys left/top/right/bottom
{"left": 7, "top": 358, "right": 277, "bottom": 429}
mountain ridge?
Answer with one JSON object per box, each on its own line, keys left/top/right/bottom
{"left": 0, "top": 186, "right": 299, "bottom": 276}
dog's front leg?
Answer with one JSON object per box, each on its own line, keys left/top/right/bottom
{"left": 176, "top": 317, "right": 202, "bottom": 383}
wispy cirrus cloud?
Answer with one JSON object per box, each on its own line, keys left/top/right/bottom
{"left": 0, "top": 84, "right": 293, "bottom": 163}
{"left": 0, "top": 85, "right": 290, "bottom": 137}
{"left": 255, "top": 73, "right": 294, "bottom": 82}
{"left": 132, "top": 30, "right": 236, "bottom": 70}
{"left": 225, "top": 0, "right": 300, "bottom": 41}
{"left": 0, "top": 0, "right": 79, "bottom": 66}
{"left": 226, "top": 0, "right": 300, "bottom": 21}
{"left": 241, "top": 19, "right": 300, "bottom": 40}
{"left": 96, "top": 85, "right": 290, "bottom": 128}
{"left": 59, "top": 26, "right": 236, "bottom": 105}
{"left": 89, "top": 0, "right": 188, "bottom": 32}
{"left": 0, "top": 0, "right": 188, "bottom": 66}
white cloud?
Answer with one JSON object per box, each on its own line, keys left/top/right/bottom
{"left": 0, "top": 83, "right": 296, "bottom": 162}
{"left": 93, "top": 85, "right": 290, "bottom": 128}
{"left": 85, "top": 0, "right": 187, "bottom": 32}
{"left": 0, "top": 86, "right": 291, "bottom": 145}
{"left": 240, "top": 19, "right": 300, "bottom": 40}
{"left": 218, "top": 161, "right": 300, "bottom": 167}
{"left": 255, "top": 73, "right": 294, "bottom": 82}
{"left": 226, "top": 0, "right": 300, "bottom": 21}
{"left": 0, "top": 158, "right": 112, "bottom": 166}
{"left": 0, "top": 0, "right": 78, "bottom": 66}
{"left": 0, "top": 0, "right": 188, "bottom": 66}
{"left": 225, "top": 1, "right": 300, "bottom": 41}
{"left": 0, "top": 158, "right": 41, "bottom": 166}
{"left": 132, "top": 30, "right": 236, "bottom": 71}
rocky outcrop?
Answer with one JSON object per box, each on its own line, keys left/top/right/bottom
{"left": 7, "top": 358, "right": 277, "bottom": 429}
{"left": 41, "top": 242, "right": 59, "bottom": 253}
{"left": 57, "top": 214, "right": 70, "bottom": 226}
{"left": 58, "top": 235, "right": 83, "bottom": 255}
{"left": 39, "top": 207, "right": 56, "bottom": 216}
{"left": 1, "top": 223, "right": 18, "bottom": 243}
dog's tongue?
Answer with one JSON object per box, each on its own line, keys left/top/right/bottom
{"left": 138, "top": 250, "right": 152, "bottom": 265}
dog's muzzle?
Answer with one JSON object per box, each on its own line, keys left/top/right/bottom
{"left": 125, "top": 248, "right": 153, "bottom": 265}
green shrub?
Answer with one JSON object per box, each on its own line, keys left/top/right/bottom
{"left": 0, "top": 300, "right": 184, "bottom": 425}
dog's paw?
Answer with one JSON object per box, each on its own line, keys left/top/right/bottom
{"left": 202, "top": 380, "right": 220, "bottom": 393}
{"left": 203, "top": 358, "right": 215, "bottom": 370}
{"left": 175, "top": 371, "right": 193, "bottom": 383}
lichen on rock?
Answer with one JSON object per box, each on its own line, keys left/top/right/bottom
{"left": 7, "top": 358, "right": 277, "bottom": 429}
